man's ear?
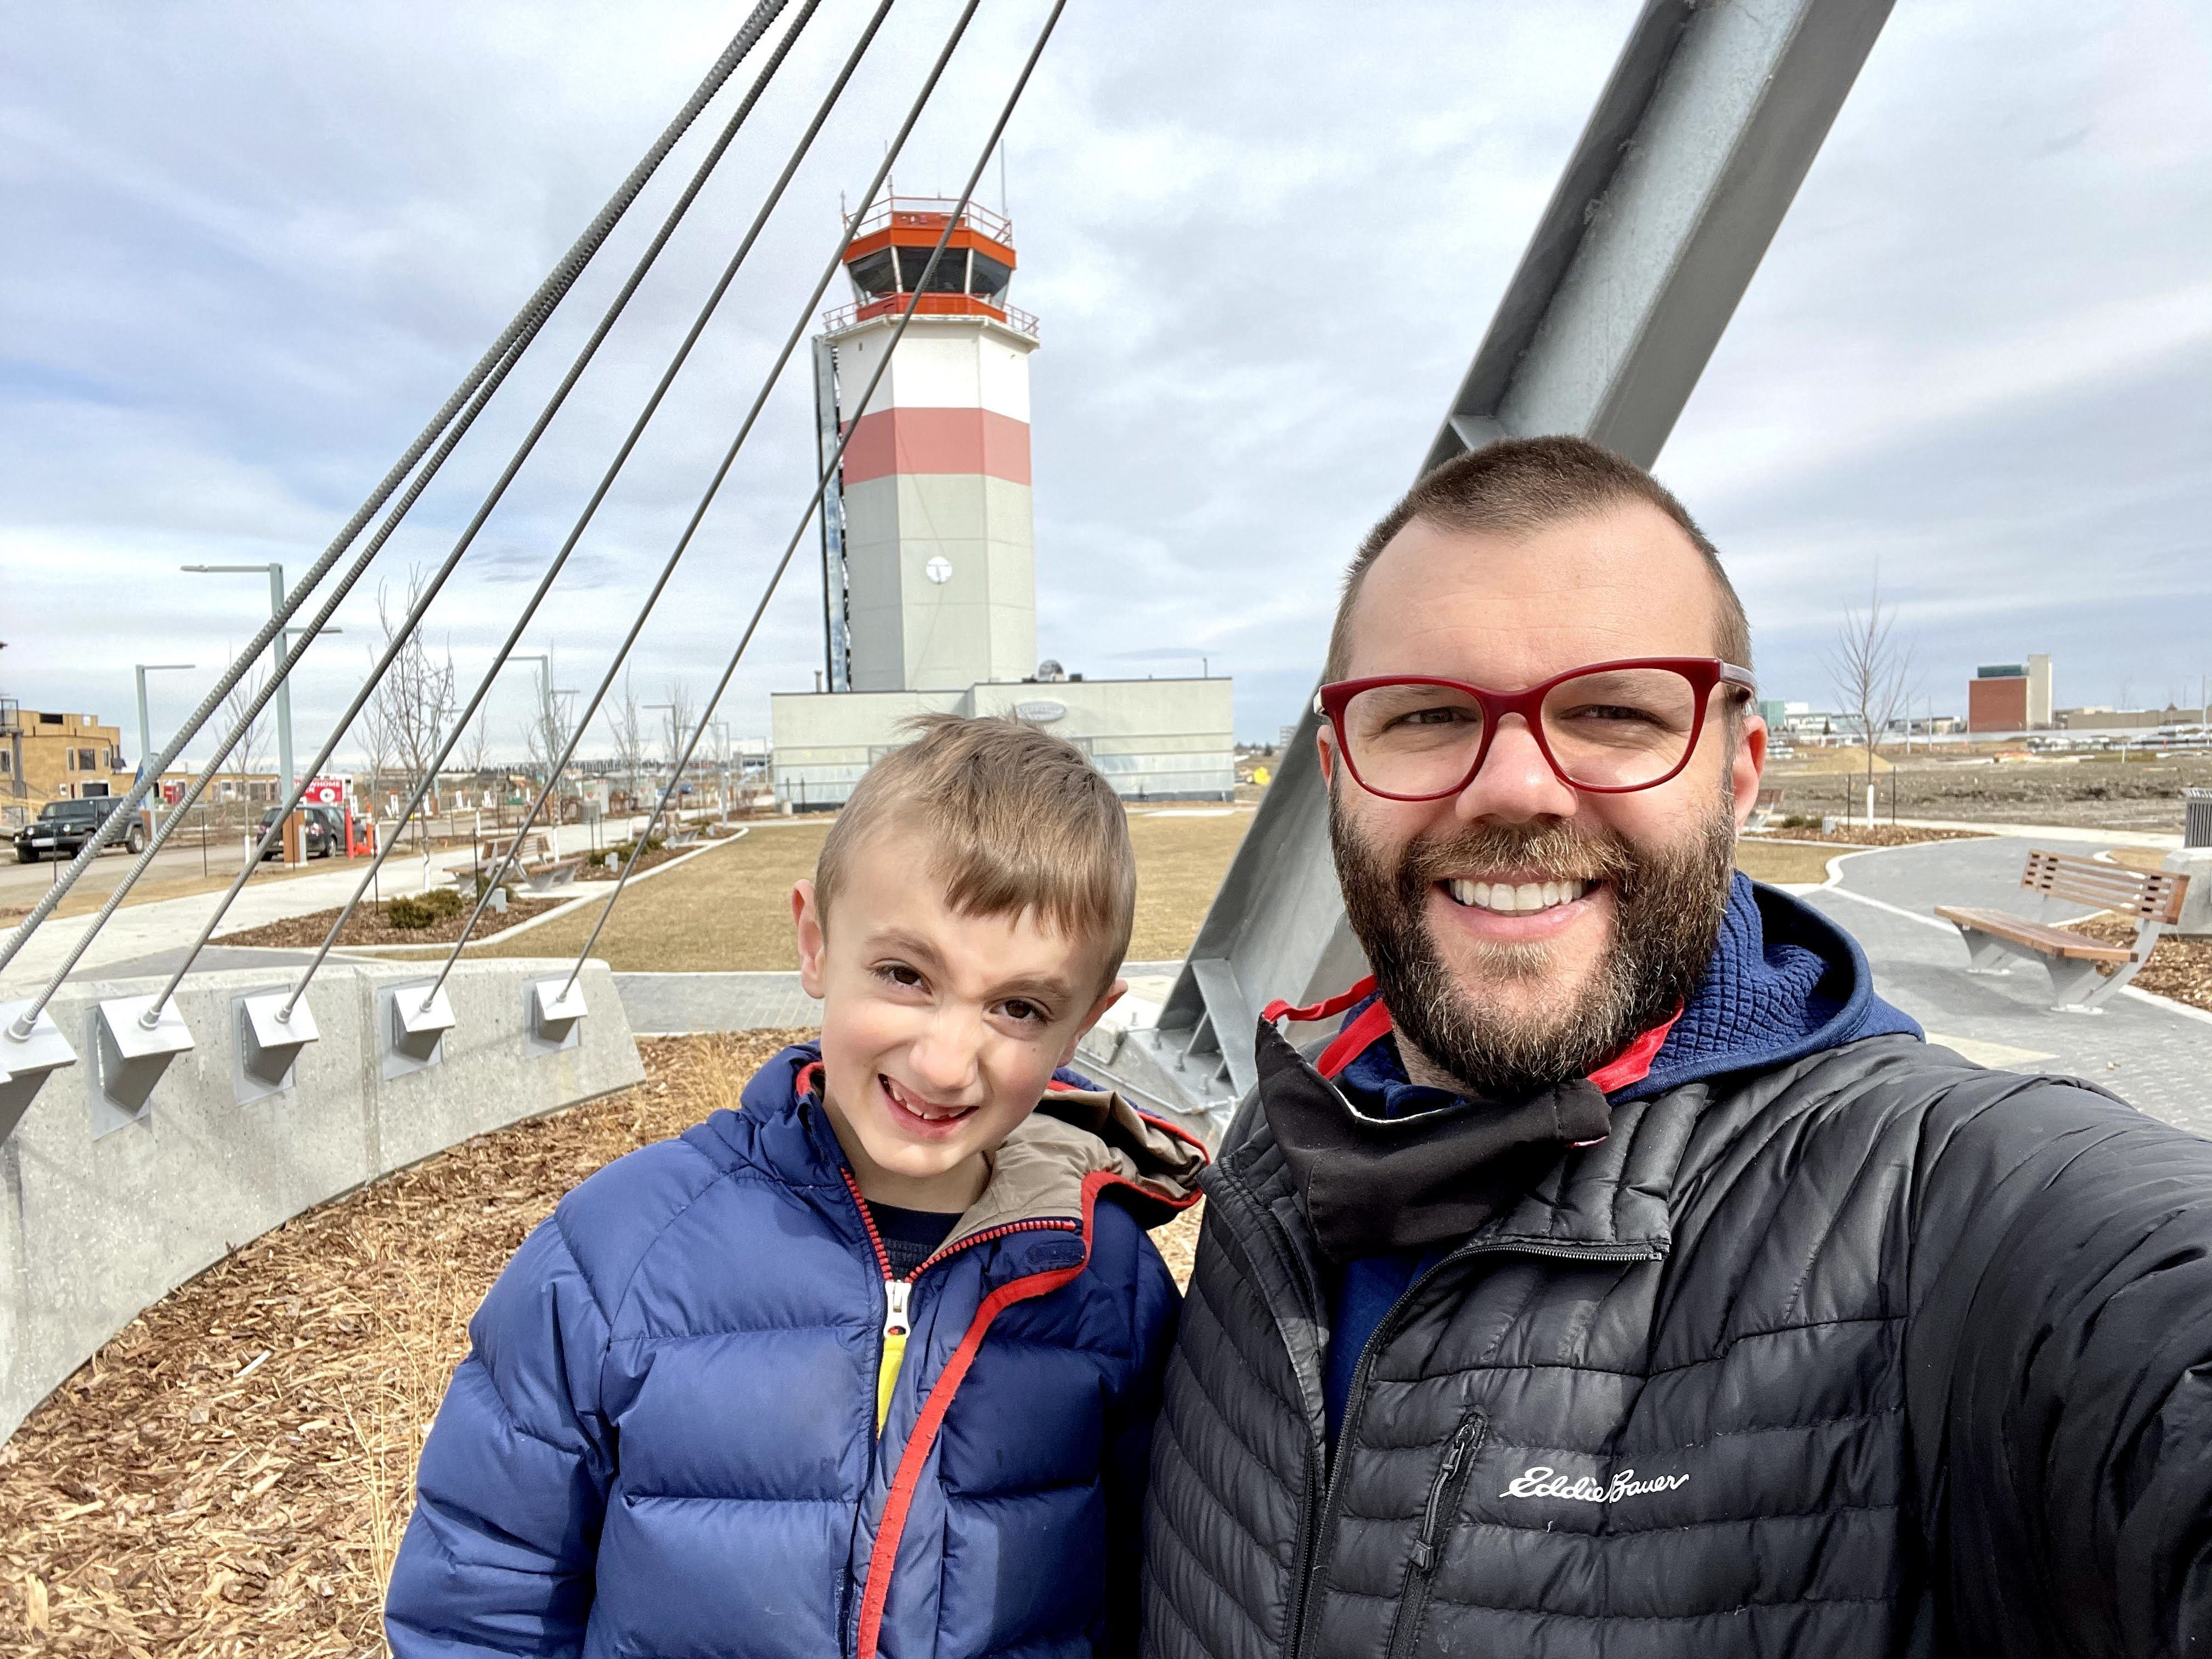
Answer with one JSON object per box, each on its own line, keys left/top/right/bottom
{"left": 793, "top": 878, "right": 828, "bottom": 999}
{"left": 1059, "top": 976, "right": 1128, "bottom": 1068}
{"left": 1729, "top": 713, "right": 1769, "bottom": 831}
{"left": 1316, "top": 719, "right": 1338, "bottom": 784}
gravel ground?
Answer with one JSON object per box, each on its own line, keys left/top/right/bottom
{"left": 0, "top": 1031, "right": 1201, "bottom": 1654}
{"left": 1768, "top": 752, "right": 2212, "bottom": 833}
{"left": 1746, "top": 826, "right": 1989, "bottom": 848}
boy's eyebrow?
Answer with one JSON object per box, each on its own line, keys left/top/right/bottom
{"left": 866, "top": 928, "right": 1080, "bottom": 1004}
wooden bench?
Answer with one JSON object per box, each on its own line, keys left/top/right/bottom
{"left": 669, "top": 825, "right": 699, "bottom": 848}
{"left": 475, "top": 831, "right": 585, "bottom": 894}
{"left": 1744, "top": 786, "right": 1785, "bottom": 831}
{"left": 1935, "top": 848, "right": 2190, "bottom": 1011}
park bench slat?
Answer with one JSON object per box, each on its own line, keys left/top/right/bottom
{"left": 1932, "top": 906, "right": 2134, "bottom": 963}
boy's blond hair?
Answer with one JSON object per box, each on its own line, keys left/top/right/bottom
{"left": 815, "top": 714, "right": 1136, "bottom": 982}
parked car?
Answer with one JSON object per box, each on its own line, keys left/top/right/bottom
{"left": 14, "top": 796, "right": 144, "bottom": 862}
{"left": 257, "top": 804, "right": 345, "bottom": 860}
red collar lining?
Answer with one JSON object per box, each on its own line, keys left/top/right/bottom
{"left": 1276, "top": 979, "right": 1680, "bottom": 1098}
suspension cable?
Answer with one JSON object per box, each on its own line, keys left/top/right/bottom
{"left": 78, "top": 0, "right": 836, "bottom": 1032}
{"left": 554, "top": 0, "right": 1073, "bottom": 1002}
{"left": 0, "top": 1, "right": 788, "bottom": 1001}
{"left": 414, "top": 0, "right": 1007, "bottom": 1006}
{"left": 277, "top": 0, "right": 950, "bottom": 1020}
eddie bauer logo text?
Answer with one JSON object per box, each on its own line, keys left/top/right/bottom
{"left": 1501, "top": 1466, "right": 1690, "bottom": 1504}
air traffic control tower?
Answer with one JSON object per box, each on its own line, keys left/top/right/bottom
{"left": 771, "top": 199, "right": 1233, "bottom": 807}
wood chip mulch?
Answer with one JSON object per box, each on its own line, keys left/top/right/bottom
{"left": 2061, "top": 916, "right": 2212, "bottom": 1014}
{"left": 211, "top": 896, "right": 566, "bottom": 950}
{"left": 573, "top": 844, "right": 688, "bottom": 882}
{"left": 0, "top": 1031, "right": 1203, "bottom": 1656}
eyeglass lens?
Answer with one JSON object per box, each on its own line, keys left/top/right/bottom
{"left": 1341, "top": 667, "right": 1703, "bottom": 794}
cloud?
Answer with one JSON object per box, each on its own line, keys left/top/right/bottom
{"left": 3, "top": 0, "right": 2205, "bottom": 761}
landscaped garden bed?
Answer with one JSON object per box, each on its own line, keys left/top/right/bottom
{"left": 213, "top": 888, "right": 566, "bottom": 949}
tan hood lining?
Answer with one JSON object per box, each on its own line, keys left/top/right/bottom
{"left": 940, "top": 1088, "right": 1205, "bottom": 1254}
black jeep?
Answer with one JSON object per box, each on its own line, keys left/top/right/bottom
{"left": 14, "top": 795, "right": 144, "bottom": 862}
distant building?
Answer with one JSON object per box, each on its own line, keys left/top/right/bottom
{"left": 771, "top": 199, "right": 1233, "bottom": 807}
{"left": 1, "top": 702, "right": 136, "bottom": 812}
{"left": 1967, "top": 654, "right": 2052, "bottom": 733}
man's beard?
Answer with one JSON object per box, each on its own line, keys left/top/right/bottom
{"left": 1329, "top": 789, "right": 1736, "bottom": 1101}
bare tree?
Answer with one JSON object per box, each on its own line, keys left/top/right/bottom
{"left": 662, "top": 678, "right": 697, "bottom": 804}
{"left": 459, "top": 704, "right": 491, "bottom": 781}
{"left": 219, "top": 652, "right": 269, "bottom": 833}
{"left": 366, "top": 569, "right": 458, "bottom": 849}
{"left": 521, "top": 683, "right": 579, "bottom": 817}
{"left": 703, "top": 715, "right": 732, "bottom": 814}
{"left": 349, "top": 647, "right": 397, "bottom": 826}
{"left": 1827, "top": 579, "right": 1915, "bottom": 822}
{"left": 607, "top": 671, "right": 648, "bottom": 809}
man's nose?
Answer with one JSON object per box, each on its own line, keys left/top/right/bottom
{"left": 909, "top": 1009, "right": 985, "bottom": 1097}
{"left": 1452, "top": 714, "right": 1579, "bottom": 823}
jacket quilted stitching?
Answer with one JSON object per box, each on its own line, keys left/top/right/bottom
{"left": 386, "top": 1042, "right": 1190, "bottom": 1658}
{"left": 1143, "top": 887, "right": 2212, "bottom": 1658}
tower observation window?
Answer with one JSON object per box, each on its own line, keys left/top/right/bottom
{"left": 848, "top": 250, "right": 899, "bottom": 297}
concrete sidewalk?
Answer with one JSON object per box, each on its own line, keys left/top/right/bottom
{"left": 1799, "top": 837, "right": 2212, "bottom": 1138}
{"left": 0, "top": 847, "right": 473, "bottom": 997}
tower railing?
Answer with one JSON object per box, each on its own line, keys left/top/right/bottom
{"left": 822, "top": 290, "right": 1038, "bottom": 335}
{"left": 844, "top": 194, "right": 1012, "bottom": 245}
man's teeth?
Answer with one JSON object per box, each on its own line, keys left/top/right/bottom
{"left": 1445, "top": 877, "right": 1588, "bottom": 913}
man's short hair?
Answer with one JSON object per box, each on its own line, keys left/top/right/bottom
{"left": 815, "top": 713, "right": 1136, "bottom": 980}
{"left": 1325, "top": 435, "right": 1753, "bottom": 682}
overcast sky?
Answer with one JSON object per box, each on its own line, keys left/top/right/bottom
{"left": 5, "top": 0, "right": 2208, "bottom": 765}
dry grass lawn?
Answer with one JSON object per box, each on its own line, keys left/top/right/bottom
{"left": 461, "top": 808, "right": 1257, "bottom": 972}
{"left": 1731, "top": 839, "right": 1841, "bottom": 886}
{"left": 2, "top": 1033, "right": 1203, "bottom": 1655}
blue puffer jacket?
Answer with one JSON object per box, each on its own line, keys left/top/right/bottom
{"left": 386, "top": 1043, "right": 1205, "bottom": 1658}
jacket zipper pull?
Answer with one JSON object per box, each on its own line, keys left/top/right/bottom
{"left": 1412, "top": 1421, "right": 1481, "bottom": 1575}
{"left": 875, "top": 1278, "right": 913, "bottom": 1435}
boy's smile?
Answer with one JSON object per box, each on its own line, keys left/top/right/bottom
{"left": 793, "top": 820, "right": 1127, "bottom": 1214}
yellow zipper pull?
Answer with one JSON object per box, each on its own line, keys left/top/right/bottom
{"left": 876, "top": 1278, "right": 911, "bottom": 1433}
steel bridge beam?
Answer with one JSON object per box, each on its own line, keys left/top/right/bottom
{"left": 1092, "top": 0, "right": 1895, "bottom": 1132}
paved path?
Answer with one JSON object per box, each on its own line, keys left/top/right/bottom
{"left": 614, "top": 963, "right": 1189, "bottom": 1037}
{"left": 0, "top": 849, "right": 476, "bottom": 998}
{"left": 1800, "top": 837, "right": 2212, "bottom": 1138}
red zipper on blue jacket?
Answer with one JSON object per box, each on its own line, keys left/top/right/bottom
{"left": 835, "top": 1162, "right": 1091, "bottom": 1659}
{"left": 839, "top": 1164, "right": 1082, "bottom": 1305}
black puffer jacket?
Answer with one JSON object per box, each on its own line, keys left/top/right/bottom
{"left": 1144, "top": 888, "right": 2212, "bottom": 1658}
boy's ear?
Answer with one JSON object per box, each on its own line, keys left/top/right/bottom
{"left": 793, "top": 878, "right": 828, "bottom": 999}
{"left": 1057, "top": 977, "right": 1128, "bottom": 1068}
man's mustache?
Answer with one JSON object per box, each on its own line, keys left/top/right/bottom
{"left": 1396, "top": 820, "right": 1639, "bottom": 889}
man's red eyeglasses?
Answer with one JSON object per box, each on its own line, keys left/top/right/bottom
{"left": 1315, "top": 657, "right": 1758, "bottom": 801}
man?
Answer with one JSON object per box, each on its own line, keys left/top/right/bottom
{"left": 1143, "top": 436, "right": 2212, "bottom": 1657}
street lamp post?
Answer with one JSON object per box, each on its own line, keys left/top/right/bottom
{"left": 182, "top": 562, "right": 304, "bottom": 799}
{"left": 134, "top": 663, "right": 196, "bottom": 826}
{"left": 275, "top": 625, "right": 341, "bottom": 798}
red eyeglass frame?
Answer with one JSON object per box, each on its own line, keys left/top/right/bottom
{"left": 1315, "top": 656, "right": 1758, "bottom": 801}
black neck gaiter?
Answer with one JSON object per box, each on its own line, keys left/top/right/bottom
{"left": 1254, "top": 1017, "right": 1610, "bottom": 1262}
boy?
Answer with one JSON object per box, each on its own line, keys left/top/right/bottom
{"left": 386, "top": 715, "right": 1204, "bottom": 1659}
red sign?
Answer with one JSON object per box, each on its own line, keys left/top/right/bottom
{"left": 303, "top": 776, "right": 348, "bottom": 805}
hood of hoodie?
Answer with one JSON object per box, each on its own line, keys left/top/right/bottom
{"left": 721, "top": 1043, "right": 1205, "bottom": 1256}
